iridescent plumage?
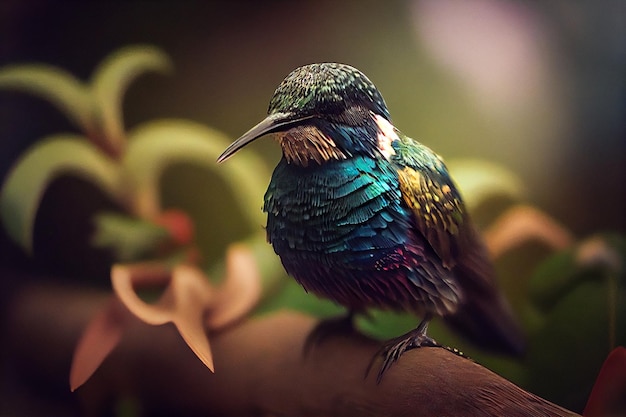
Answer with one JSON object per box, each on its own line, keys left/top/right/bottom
{"left": 218, "top": 63, "right": 524, "bottom": 380}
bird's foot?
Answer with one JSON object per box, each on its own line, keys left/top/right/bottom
{"left": 368, "top": 327, "right": 440, "bottom": 384}
{"left": 367, "top": 324, "right": 471, "bottom": 384}
{"left": 304, "top": 312, "right": 356, "bottom": 356}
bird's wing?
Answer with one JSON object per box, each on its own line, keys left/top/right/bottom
{"left": 390, "top": 133, "right": 526, "bottom": 355}
{"left": 391, "top": 135, "right": 467, "bottom": 269}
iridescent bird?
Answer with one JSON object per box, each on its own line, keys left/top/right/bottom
{"left": 217, "top": 63, "right": 524, "bottom": 381}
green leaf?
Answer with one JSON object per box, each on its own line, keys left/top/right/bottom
{"left": 91, "top": 45, "right": 172, "bottom": 153}
{"left": 0, "top": 64, "right": 94, "bottom": 133}
{"left": 122, "top": 119, "right": 270, "bottom": 228}
{"left": 0, "top": 135, "right": 122, "bottom": 252}
{"left": 91, "top": 212, "right": 170, "bottom": 261}
{"left": 529, "top": 234, "right": 625, "bottom": 312}
{"left": 526, "top": 279, "right": 625, "bottom": 410}
{"left": 447, "top": 159, "right": 525, "bottom": 213}
{"left": 524, "top": 235, "right": 626, "bottom": 409}
{"left": 528, "top": 248, "right": 579, "bottom": 312}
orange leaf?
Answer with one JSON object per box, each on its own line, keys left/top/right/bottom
{"left": 69, "top": 296, "right": 130, "bottom": 391}
{"left": 100, "top": 243, "right": 263, "bottom": 375}
{"left": 484, "top": 205, "right": 574, "bottom": 258}
{"left": 111, "top": 262, "right": 177, "bottom": 325}
{"left": 111, "top": 262, "right": 216, "bottom": 370}
{"left": 206, "top": 244, "right": 262, "bottom": 330}
{"left": 168, "top": 264, "right": 216, "bottom": 371}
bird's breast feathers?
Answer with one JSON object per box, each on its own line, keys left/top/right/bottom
{"left": 263, "top": 119, "right": 467, "bottom": 313}
{"left": 265, "top": 114, "right": 468, "bottom": 266}
{"left": 276, "top": 125, "right": 348, "bottom": 167}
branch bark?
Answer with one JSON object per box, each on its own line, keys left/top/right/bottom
{"left": 6, "top": 284, "right": 580, "bottom": 417}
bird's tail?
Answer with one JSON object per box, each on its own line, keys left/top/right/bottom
{"left": 444, "top": 232, "right": 526, "bottom": 356}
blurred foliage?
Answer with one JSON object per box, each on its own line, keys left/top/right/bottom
{"left": 0, "top": 45, "right": 274, "bottom": 270}
{"left": 0, "top": 45, "right": 287, "bottom": 393}
{"left": 0, "top": 42, "right": 623, "bottom": 414}
{"left": 526, "top": 234, "right": 625, "bottom": 410}
{"left": 91, "top": 212, "right": 170, "bottom": 262}
{"left": 447, "top": 159, "right": 526, "bottom": 223}
{"left": 0, "top": 135, "right": 121, "bottom": 252}
{"left": 0, "top": 45, "right": 172, "bottom": 156}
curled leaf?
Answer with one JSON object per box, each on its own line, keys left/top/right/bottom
{"left": 110, "top": 262, "right": 177, "bottom": 325}
{"left": 108, "top": 244, "right": 262, "bottom": 373}
{"left": 0, "top": 135, "right": 123, "bottom": 252}
{"left": 91, "top": 45, "right": 172, "bottom": 153}
{"left": 123, "top": 119, "right": 270, "bottom": 223}
{"left": 447, "top": 159, "right": 525, "bottom": 213}
{"left": 110, "top": 261, "right": 217, "bottom": 371}
{"left": 205, "top": 244, "right": 262, "bottom": 329}
{"left": 483, "top": 205, "right": 574, "bottom": 259}
{"left": 0, "top": 64, "right": 94, "bottom": 134}
{"left": 164, "top": 264, "right": 217, "bottom": 370}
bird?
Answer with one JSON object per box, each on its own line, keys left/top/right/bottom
{"left": 217, "top": 63, "right": 525, "bottom": 382}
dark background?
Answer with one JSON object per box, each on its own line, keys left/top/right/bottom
{"left": 1, "top": 0, "right": 624, "bottom": 238}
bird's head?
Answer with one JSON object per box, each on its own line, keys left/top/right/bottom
{"left": 218, "top": 63, "right": 397, "bottom": 166}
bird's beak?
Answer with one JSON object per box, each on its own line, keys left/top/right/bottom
{"left": 217, "top": 113, "right": 314, "bottom": 163}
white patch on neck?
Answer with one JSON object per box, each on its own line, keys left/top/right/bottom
{"left": 372, "top": 113, "right": 399, "bottom": 160}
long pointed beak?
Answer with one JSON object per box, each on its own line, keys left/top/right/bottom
{"left": 217, "top": 113, "right": 314, "bottom": 163}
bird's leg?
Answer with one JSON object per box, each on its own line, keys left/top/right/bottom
{"left": 368, "top": 313, "right": 440, "bottom": 383}
{"left": 304, "top": 310, "right": 357, "bottom": 356}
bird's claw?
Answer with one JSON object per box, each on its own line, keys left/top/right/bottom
{"left": 368, "top": 331, "right": 440, "bottom": 384}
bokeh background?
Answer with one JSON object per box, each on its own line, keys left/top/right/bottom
{"left": 0, "top": 0, "right": 624, "bottom": 415}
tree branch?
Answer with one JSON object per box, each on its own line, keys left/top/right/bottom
{"left": 6, "top": 284, "right": 580, "bottom": 416}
